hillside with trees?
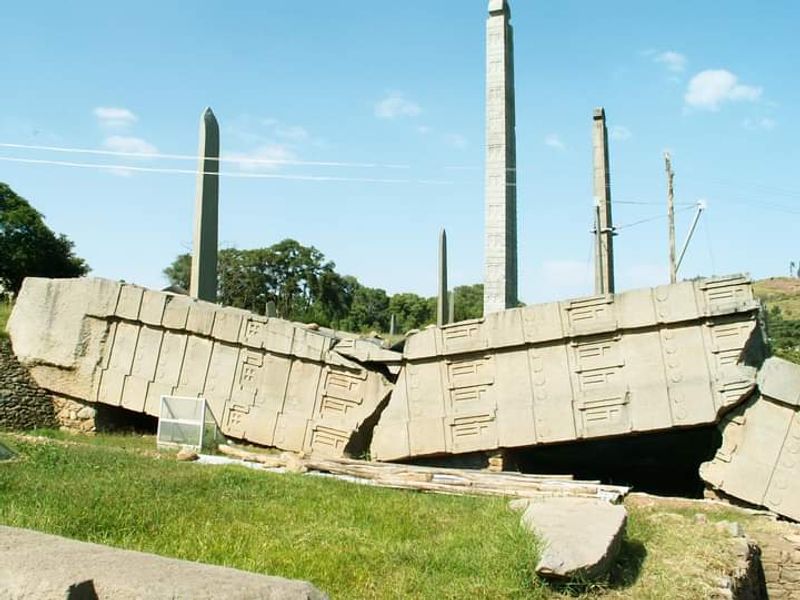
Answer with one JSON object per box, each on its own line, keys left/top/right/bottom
{"left": 756, "top": 278, "right": 800, "bottom": 364}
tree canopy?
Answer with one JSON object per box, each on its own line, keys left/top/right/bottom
{"left": 164, "top": 240, "right": 484, "bottom": 334}
{"left": 0, "top": 183, "right": 89, "bottom": 294}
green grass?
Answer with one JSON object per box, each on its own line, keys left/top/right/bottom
{"left": 0, "top": 434, "right": 739, "bottom": 599}
{"left": 0, "top": 435, "right": 542, "bottom": 599}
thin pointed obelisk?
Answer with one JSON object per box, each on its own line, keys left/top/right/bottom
{"left": 437, "top": 228, "right": 449, "bottom": 327}
{"left": 592, "top": 107, "right": 615, "bottom": 295}
{"left": 484, "top": 0, "right": 518, "bottom": 315}
{"left": 190, "top": 107, "right": 220, "bottom": 302}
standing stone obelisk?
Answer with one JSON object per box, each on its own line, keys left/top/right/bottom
{"left": 437, "top": 228, "right": 449, "bottom": 327}
{"left": 190, "top": 107, "right": 220, "bottom": 302}
{"left": 592, "top": 107, "right": 615, "bottom": 295}
{"left": 484, "top": 0, "right": 518, "bottom": 316}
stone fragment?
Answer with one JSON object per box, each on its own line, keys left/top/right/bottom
{"left": 373, "top": 275, "right": 763, "bottom": 463}
{"left": 0, "top": 442, "right": 14, "bottom": 461}
{"left": 701, "top": 357, "right": 800, "bottom": 522}
{"left": 8, "top": 277, "right": 395, "bottom": 459}
{"left": 518, "top": 498, "right": 627, "bottom": 581}
{"left": 0, "top": 525, "right": 327, "bottom": 599}
{"left": 176, "top": 448, "right": 200, "bottom": 462}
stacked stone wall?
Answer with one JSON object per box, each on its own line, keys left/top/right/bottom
{"left": 0, "top": 338, "right": 57, "bottom": 430}
{"left": 759, "top": 528, "right": 800, "bottom": 599}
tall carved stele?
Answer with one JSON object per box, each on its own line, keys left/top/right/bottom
{"left": 437, "top": 228, "right": 449, "bottom": 327}
{"left": 190, "top": 107, "right": 220, "bottom": 302}
{"left": 484, "top": 0, "right": 518, "bottom": 315}
{"left": 592, "top": 107, "right": 615, "bottom": 295}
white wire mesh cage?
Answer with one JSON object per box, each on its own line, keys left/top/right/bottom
{"left": 157, "top": 396, "right": 218, "bottom": 451}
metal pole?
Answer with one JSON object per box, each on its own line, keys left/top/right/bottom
{"left": 666, "top": 152, "right": 677, "bottom": 284}
{"left": 676, "top": 201, "right": 706, "bottom": 273}
{"left": 593, "top": 199, "right": 605, "bottom": 294}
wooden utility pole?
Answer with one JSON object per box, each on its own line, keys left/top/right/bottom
{"left": 665, "top": 152, "right": 677, "bottom": 284}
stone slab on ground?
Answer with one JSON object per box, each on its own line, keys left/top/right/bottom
{"left": 0, "top": 525, "right": 327, "bottom": 599}
{"left": 517, "top": 497, "right": 627, "bottom": 581}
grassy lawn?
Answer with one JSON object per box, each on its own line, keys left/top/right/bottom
{"left": 0, "top": 432, "right": 739, "bottom": 599}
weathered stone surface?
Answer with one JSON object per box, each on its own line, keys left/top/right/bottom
{"left": 0, "top": 525, "right": 327, "bottom": 599}
{"left": 373, "top": 275, "right": 763, "bottom": 462}
{"left": 8, "top": 277, "right": 397, "bottom": 459}
{"left": 517, "top": 498, "right": 626, "bottom": 580}
{"left": 701, "top": 357, "right": 800, "bottom": 522}
{"left": 0, "top": 442, "right": 14, "bottom": 461}
{"left": 484, "top": 0, "right": 518, "bottom": 315}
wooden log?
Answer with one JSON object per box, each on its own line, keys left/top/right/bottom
{"left": 216, "top": 444, "right": 629, "bottom": 502}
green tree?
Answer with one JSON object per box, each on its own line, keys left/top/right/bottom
{"left": 453, "top": 284, "right": 484, "bottom": 321}
{"left": 340, "top": 284, "right": 390, "bottom": 333}
{"left": 164, "top": 240, "right": 354, "bottom": 326}
{"left": 766, "top": 306, "right": 800, "bottom": 364}
{"left": 163, "top": 252, "right": 191, "bottom": 290}
{"left": 0, "top": 183, "right": 89, "bottom": 293}
{"left": 388, "top": 292, "right": 434, "bottom": 333}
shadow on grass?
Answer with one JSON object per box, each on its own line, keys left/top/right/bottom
{"left": 608, "top": 538, "right": 647, "bottom": 588}
{"left": 542, "top": 538, "right": 647, "bottom": 596}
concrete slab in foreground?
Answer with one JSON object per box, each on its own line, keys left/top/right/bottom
{"left": 0, "top": 526, "right": 327, "bottom": 599}
{"left": 516, "top": 498, "right": 627, "bottom": 581}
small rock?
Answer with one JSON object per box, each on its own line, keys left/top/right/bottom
{"left": 176, "top": 448, "right": 199, "bottom": 462}
{"left": 76, "top": 406, "right": 96, "bottom": 419}
{"left": 715, "top": 520, "right": 745, "bottom": 538}
{"left": 694, "top": 513, "right": 708, "bottom": 524}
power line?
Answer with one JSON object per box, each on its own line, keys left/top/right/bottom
{"left": 615, "top": 199, "right": 694, "bottom": 207}
{"left": 0, "top": 155, "right": 454, "bottom": 185}
{"left": 614, "top": 205, "right": 695, "bottom": 231}
{"left": 0, "top": 142, "right": 411, "bottom": 170}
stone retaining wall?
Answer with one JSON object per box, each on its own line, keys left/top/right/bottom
{"left": 759, "top": 526, "right": 800, "bottom": 599}
{"left": 0, "top": 338, "right": 56, "bottom": 430}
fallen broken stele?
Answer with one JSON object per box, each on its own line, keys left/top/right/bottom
{"left": 6, "top": 275, "right": 800, "bottom": 524}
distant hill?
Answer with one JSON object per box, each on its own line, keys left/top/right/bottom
{"left": 753, "top": 277, "right": 800, "bottom": 318}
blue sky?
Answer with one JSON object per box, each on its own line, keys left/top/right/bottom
{"left": 1, "top": 1, "right": 798, "bottom": 303}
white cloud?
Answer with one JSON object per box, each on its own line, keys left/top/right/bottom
{"left": 374, "top": 93, "right": 422, "bottom": 119}
{"left": 654, "top": 51, "right": 687, "bottom": 73}
{"left": 609, "top": 126, "right": 632, "bottom": 141}
{"left": 417, "top": 125, "right": 431, "bottom": 135}
{"left": 544, "top": 133, "right": 565, "bottom": 151}
{"left": 684, "top": 69, "right": 762, "bottom": 111}
{"left": 94, "top": 107, "right": 137, "bottom": 128}
{"left": 743, "top": 117, "right": 776, "bottom": 131}
{"left": 103, "top": 135, "right": 158, "bottom": 155}
{"left": 444, "top": 133, "right": 467, "bottom": 149}
{"left": 227, "top": 144, "right": 297, "bottom": 171}
{"left": 274, "top": 124, "right": 309, "bottom": 142}
{"left": 101, "top": 135, "right": 158, "bottom": 177}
